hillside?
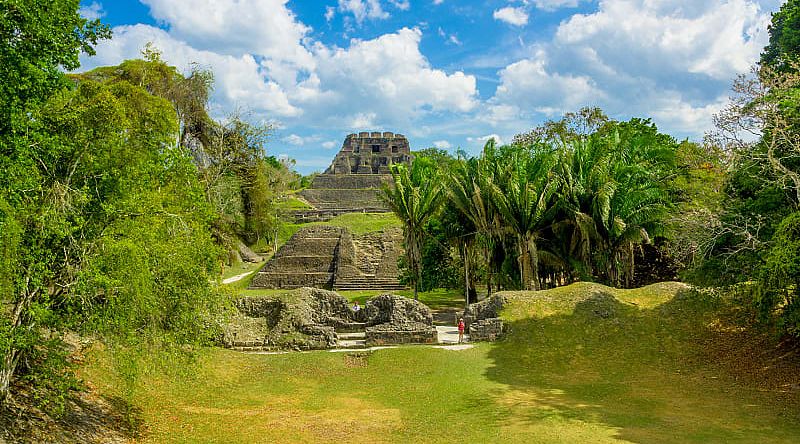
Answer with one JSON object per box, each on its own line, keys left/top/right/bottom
{"left": 38, "top": 281, "right": 797, "bottom": 444}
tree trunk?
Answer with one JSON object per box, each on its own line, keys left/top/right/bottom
{"left": 0, "top": 348, "right": 19, "bottom": 403}
{"left": 518, "top": 236, "right": 536, "bottom": 291}
{"left": 530, "top": 236, "right": 540, "bottom": 291}
{"left": 464, "top": 240, "right": 470, "bottom": 309}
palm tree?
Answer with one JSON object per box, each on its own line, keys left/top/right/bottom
{"left": 447, "top": 145, "right": 500, "bottom": 304}
{"left": 490, "top": 146, "right": 559, "bottom": 290}
{"left": 382, "top": 159, "right": 443, "bottom": 299}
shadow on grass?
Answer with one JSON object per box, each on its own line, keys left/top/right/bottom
{"left": 484, "top": 288, "right": 800, "bottom": 443}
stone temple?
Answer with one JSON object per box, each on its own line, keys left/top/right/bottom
{"left": 325, "top": 131, "right": 412, "bottom": 175}
{"left": 250, "top": 131, "right": 412, "bottom": 291}
{"left": 296, "top": 132, "right": 412, "bottom": 215}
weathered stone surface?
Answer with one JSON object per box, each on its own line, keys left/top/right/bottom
{"left": 325, "top": 132, "right": 412, "bottom": 175}
{"left": 297, "top": 132, "right": 413, "bottom": 213}
{"left": 238, "top": 242, "right": 263, "bottom": 263}
{"left": 226, "top": 290, "right": 441, "bottom": 350}
{"left": 360, "top": 294, "right": 436, "bottom": 346}
{"left": 224, "top": 287, "right": 358, "bottom": 350}
{"left": 462, "top": 294, "right": 507, "bottom": 325}
{"left": 250, "top": 225, "right": 404, "bottom": 291}
{"left": 468, "top": 318, "right": 504, "bottom": 342}
{"left": 462, "top": 294, "right": 508, "bottom": 342}
{"left": 360, "top": 293, "right": 433, "bottom": 326}
{"left": 365, "top": 326, "right": 438, "bottom": 346}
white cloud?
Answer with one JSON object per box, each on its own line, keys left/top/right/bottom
{"left": 432, "top": 140, "right": 452, "bottom": 149}
{"left": 493, "top": 7, "right": 529, "bottom": 26}
{"left": 390, "top": 0, "right": 411, "bottom": 11}
{"left": 337, "top": 0, "right": 389, "bottom": 23}
{"left": 493, "top": 56, "right": 602, "bottom": 116}
{"left": 484, "top": 0, "right": 774, "bottom": 138}
{"left": 80, "top": 24, "right": 301, "bottom": 118}
{"left": 531, "top": 0, "right": 582, "bottom": 11}
{"left": 555, "top": 0, "right": 769, "bottom": 81}
{"left": 79, "top": 1, "right": 105, "bottom": 20}
{"left": 322, "top": 141, "right": 338, "bottom": 149}
{"left": 283, "top": 134, "right": 305, "bottom": 145}
{"left": 305, "top": 28, "right": 478, "bottom": 127}
{"left": 325, "top": 6, "right": 336, "bottom": 21}
{"left": 140, "top": 0, "right": 314, "bottom": 71}
{"left": 433, "top": 0, "right": 444, "bottom": 4}
{"left": 468, "top": 134, "right": 504, "bottom": 145}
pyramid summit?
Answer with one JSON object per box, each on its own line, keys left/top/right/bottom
{"left": 324, "top": 131, "right": 412, "bottom": 175}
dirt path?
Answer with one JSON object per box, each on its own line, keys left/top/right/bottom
{"left": 222, "top": 271, "right": 254, "bottom": 284}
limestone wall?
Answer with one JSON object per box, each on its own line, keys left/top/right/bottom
{"left": 298, "top": 188, "right": 387, "bottom": 210}
{"left": 250, "top": 225, "right": 404, "bottom": 291}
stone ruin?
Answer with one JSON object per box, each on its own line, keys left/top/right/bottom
{"left": 251, "top": 131, "right": 411, "bottom": 292}
{"left": 296, "top": 131, "right": 413, "bottom": 219}
{"left": 223, "top": 288, "right": 436, "bottom": 351}
{"left": 326, "top": 131, "right": 412, "bottom": 175}
{"left": 249, "top": 225, "right": 404, "bottom": 291}
{"left": 462, "top": 294, "right": 507, "bottom": 342}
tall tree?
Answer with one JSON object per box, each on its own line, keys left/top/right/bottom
{"left": 490, "top": 146, "right": 558, "bottom": 291}
{"left": 383, "top": 158, "right": 443, "bottom": 299}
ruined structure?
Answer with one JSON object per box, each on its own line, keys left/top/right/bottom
{"left": 325, "top": 131, "right": 412, "bottom": 175}
{"left": 223, "top": 288, "right": 436, "bottom": 351}
{"left": 249, "top": 225, "right": 405, "bottom": 291}
{"left": 250, "top": 131, "right": 411, "bottom": 292}
{"left": 297, "top": 132, "right": 412, "bottom": 215}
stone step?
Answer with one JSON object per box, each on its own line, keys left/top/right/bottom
{"left": 336, "top": 322, "right": 367, "bottom": 333}
{"left": 337, "top": 332, "right": 366, "bottom": 340}
{"left": 337, "top": 339, "right": 367, "bottom": 349}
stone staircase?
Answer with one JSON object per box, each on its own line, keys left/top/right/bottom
{"left": 250, "top": 226, "right": 342, "bottom": 289}
{"left": 334, "top": 275, "right": 405, "bottom": 291}
{"left": 335, "top": 322, "right": 367, "bottom": 349}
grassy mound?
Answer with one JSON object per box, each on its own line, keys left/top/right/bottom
{"left": 76, "top": 282, "right": 800, "bottom": 443}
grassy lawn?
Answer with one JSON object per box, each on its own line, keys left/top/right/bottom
{"left": 220, "top": 261, "right": 266, "bottom": 281}
{"left": 82, "top": 281, "right": 800, "bottom": 443}
{"left": 310, "top": 212, "right": 401, "bottom": 235}
{"left": 339, "top": 288, "right": 464, "bottom": 311}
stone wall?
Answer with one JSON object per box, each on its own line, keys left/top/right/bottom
{"left": 250, "top": 226, "right": 342, "bottom": 289}
{"left": 468, "top": 318, "right": 504, "bottom": 342}
{"left": 325, "top": 132, "right": 412, "bottom": 175}
{"left": 462, "top": 294, "right": 508, "bottom": 342}
{"left": 224, "top": 287, "right": 356, "bottom": 351}
{"left": 310, "top": 174, "right": 391, "bottom": 189}
{"left": 298, "top": 188, "right": 387, "bottom": 211}
{"left": 250, "top": 225, "right": 404, "bottom": 291}
{"left": 365, "top": 326, "right": 438, "bottom": 346}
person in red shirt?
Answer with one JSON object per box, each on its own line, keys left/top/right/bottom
{"left": 458, "top": 317, "right": 465, "bottom": 343}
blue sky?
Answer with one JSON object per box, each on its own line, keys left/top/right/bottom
{"left": 79, "top": 0, "right": 785, "bottom": 174}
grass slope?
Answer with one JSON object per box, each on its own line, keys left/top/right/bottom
{"left": 81, "top": 282, "right": 800, "bottom": 443}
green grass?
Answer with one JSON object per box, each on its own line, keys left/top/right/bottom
{"left": 275, "top": 196, "right": 312, "bottom": 211}
{"left": 83, "top": 282, "right": 800, "bottom": 443}
{"left": 339, "top": 288, "right": 464, "bottom": 310}
{"left": 309, "top": 212, "right": 401, "bottom": 235}
{"left": 235, "top": 287, "right": 464, "bottom": 311}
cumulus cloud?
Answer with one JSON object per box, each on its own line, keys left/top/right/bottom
{"left": 485, "top": 0, "right": 773, "bottom": 137}
{"left": 79, "top": 1, "right": 105, "bottom": 20}
{"left": 468, "top": 134, "right": 504, "bottom": 145}
{"left": 493, "top": 56, "right": 602, "bottom": 116}
{"left": 493, "top": 7, "right": 529, "bottom": 26}
{"left": 80, "top": 24, "right": 301, "bottom": 118}
{"left": 531, "top": 0, "right": 582, "bottom": 11}
{"left": 554, "top": 0, "right": 769, "bottom": 81}
{"left": 322, "top": 141, "right": 338, "bottom": 149}
{"left": 304, "top": 28, "right": 478, "bottom": 127}
{"left": 140, "top": 0, "right": 313, "bottom": 70}
{"left": 337, "top": 0, "right": 389, "bottom": 23}
{"left": 432, "top": 140, "right": 452, "bottom": 149}
{"left": 390, "top": 0, "right": 411, "bottom": 11}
